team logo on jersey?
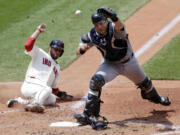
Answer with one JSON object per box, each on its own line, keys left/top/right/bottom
{"left": 43, "top": 58, "right": 51, "bottom": 67}
{"left": 100, "top": 38, "right": 107, "bottom": 46}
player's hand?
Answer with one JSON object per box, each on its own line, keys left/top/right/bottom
{"left": 77, "top": 44, "right": 90, "bottom": 56}
{"left": 81, "top": 43, "right": 90, "bottom": 50}
{"left": 37, "top": 24, "right": 46, "bottom": 33}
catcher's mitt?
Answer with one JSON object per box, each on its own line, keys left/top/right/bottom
{"left": 97, "top": 7, "right": 118, "bottom": 22}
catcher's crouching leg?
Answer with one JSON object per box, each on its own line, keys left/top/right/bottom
{"left": 73, "top": 74, "right": 108, "bottom": 130}
{"left": 73, "top": 94, "right": 108, "bottom": 130}
{"left": 137, "top": 77, "right": 171, "bottom": 106}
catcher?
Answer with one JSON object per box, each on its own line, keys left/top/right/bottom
{"left": 73, "top": 7, "right": 171, "bottom": 130}
{"left": 6, "top": 24, "right": 73, "bottom": 113}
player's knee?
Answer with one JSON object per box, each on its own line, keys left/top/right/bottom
{"left": 90, "top": 74, "right": 105, "bottom": 92}
{"left": 137, "top": 77, "right": 153, "bottom": 92}
{"left": 35, "top": 89, "right": 52, "bottom": 105}
{"left": 43, "top": 94, "right": 56, "bottom": 106}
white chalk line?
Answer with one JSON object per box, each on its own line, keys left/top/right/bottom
{"left": 116, "top": 119, "right": 180, "bottom": 135}
{"left": 151, "top": 124, "right": 180, "bottom": 135}
{"left": 0, "top": 108, "right": 24, "bottom": 114}
{"left": 135, "top": 13, "right": 180, "bottom": 58}
{"left": 71, "top": 13, "right": 180, "bottom": 110}
{"left": 152, "top": 131, "right": 180, "bottom": 135}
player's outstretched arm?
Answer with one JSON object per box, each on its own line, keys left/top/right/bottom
{"left": 25, "top": 24, "right": 46, "bottom": 52}
{"left": 31, "top": 24, "right": 46, "bottom": 39}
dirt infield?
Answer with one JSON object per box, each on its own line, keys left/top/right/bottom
{"left": 1, "top": 0, "right": 180, "bottom": 135}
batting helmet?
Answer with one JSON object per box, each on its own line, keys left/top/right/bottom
{"left": 91, "top": 12, "right": 107, "bottom": 24}
{"left": 50, "top": 40, "right": 64, "bottom": 56}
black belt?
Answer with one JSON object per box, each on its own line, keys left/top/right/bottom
{"left": 121, "top": 53, "right": 134, "bottom": 64}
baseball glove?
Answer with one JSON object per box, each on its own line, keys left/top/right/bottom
{"left": 56, "top": 91, "right": 73, "bottom": 101}
{"left": 97, "top": 7, "right": 118, "bottom": 22}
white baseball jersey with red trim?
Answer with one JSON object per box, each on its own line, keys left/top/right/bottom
{"left": 24, "top": 45, "right": 60, "bottom": 89}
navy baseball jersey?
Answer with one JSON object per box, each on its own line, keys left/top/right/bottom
{"left": 80, "top": 22, "right": 133, "bottom": 62}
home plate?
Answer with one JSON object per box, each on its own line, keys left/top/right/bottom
{"left": 50, "top": 121, "right": 80, "bottom": 127}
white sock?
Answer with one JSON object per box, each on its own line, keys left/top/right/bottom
{"left": 15, "top": 97, "right": 30, "bottom": 105}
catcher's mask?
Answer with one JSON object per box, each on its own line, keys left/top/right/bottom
{"left": 50, "top": 40, "right": 64, "bottom": 57}
{"left": 91, "top": 13, "right": 107, "bottom": 24}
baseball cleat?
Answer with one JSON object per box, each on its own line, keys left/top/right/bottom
{"left": 73, "top": 113, "right": 90, "bottom": 125}
{"left": 89, "top": 115, "right": 108, "bottom": 130}
{"left": 6, "top": 99, "right": 18, "bottom": 107}
{"left": 24, "top": 103, "right": 44, "bottom": 113}
{"left": 73, "top": 113, "right": 108, "bottom": 130}
{"left": 159, "top": 96, "right": 171, "bottom": 106}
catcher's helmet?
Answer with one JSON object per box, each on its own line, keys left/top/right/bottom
{"left": 50, "top": 40, "right": 64, "bottom": 56}
{"left": 91, "top": 13, "right": 107, "bottom": 24}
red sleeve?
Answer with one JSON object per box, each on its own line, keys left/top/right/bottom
{"left": 52, "top": 88, "right": 59, "bottom": 95}
{"left": 25, "top": 37, "right": 36, "bottom": 52}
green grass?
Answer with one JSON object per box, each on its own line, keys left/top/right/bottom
{"left": 0, "top": 0, "right": 149, "bottom": 81}
{"left": 142, "top": 34, "right": 180, "bottom": 80}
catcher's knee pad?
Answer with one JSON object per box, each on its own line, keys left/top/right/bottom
{"left": 90, "top": 74, "right": 105, "bottom": 92}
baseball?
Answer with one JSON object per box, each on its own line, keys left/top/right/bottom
{"left": 75, "top": 10, "right": 82, "bottom": 16}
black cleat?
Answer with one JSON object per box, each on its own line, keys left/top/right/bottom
{"left": 141, "top": 89, "right": 171, "bottom": 106}
{"left": 6, "top": 99, "right": 18, "bottom": 107}
{"left": 89, "top": 115, "right": 108, "bottom": 130}
{"left": 73, "top": 113, "right": 108, "bottom": 130}
{"left": 159, "top": 96, "right": 171, "bottom": 106}
{"left": 73, "top": 113, "right": 90, "bottom": 125}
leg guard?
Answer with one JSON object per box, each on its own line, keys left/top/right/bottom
{"left": 73, "top": 74, "right": 108, "bottom": 129}
{"left": 73, "top": 94, "right": 108, "bottom": 130}
{"left": 74, "top": 93, "right": 107, "bottom": 128}
{"left": 73, "top": 93, "right": 102, "bottom": 125}
{"left": 84, "top": 93, "right": 102, "bottom": 117}
{"left": 137, "top": 77, "right": 171, "bottom": 106}
{"left": 85, "top": 74, "right": 105, "bottom": 116}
